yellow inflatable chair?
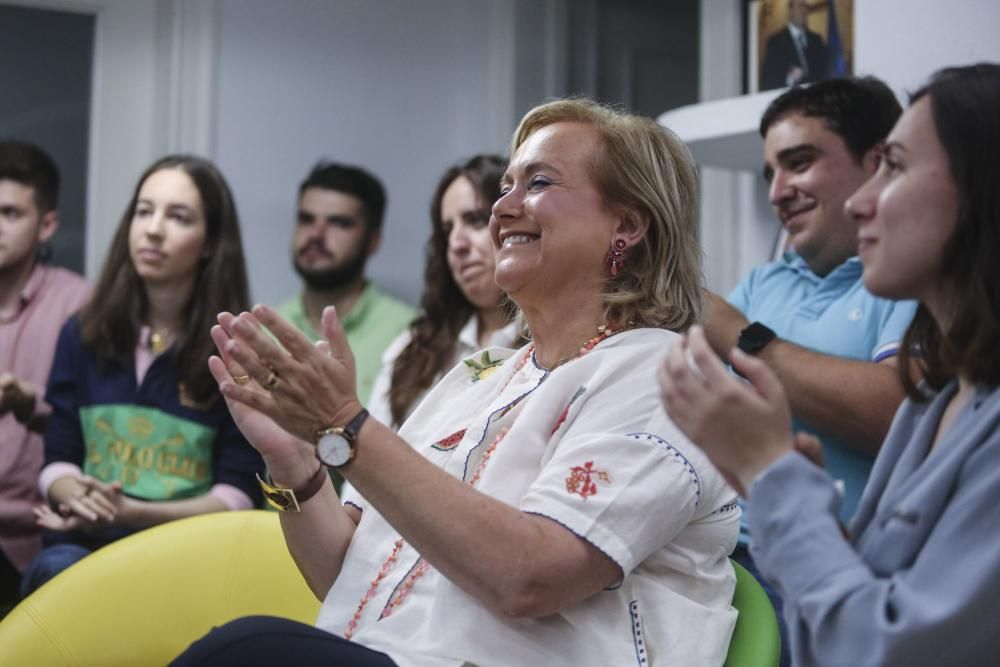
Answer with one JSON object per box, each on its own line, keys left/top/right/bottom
{"left": 0, "top": 511, "right": 778, "bottom": 666}
{"left": 0, "top": 510, "right": 320, "bottom": 666}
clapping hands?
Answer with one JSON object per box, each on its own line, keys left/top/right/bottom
{"left": 659, "top": 326, "right": 797, "bottom": 496}
{"left": 208, "top": 304, "right": 363, "bottom": 484}
{"left": 36, "top": 476, "right": 130, "bottom": 532}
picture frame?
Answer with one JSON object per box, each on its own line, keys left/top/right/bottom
{"left": 745, "top": 0, "right": 854, "bottom": 94}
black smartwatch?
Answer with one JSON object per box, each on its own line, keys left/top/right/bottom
{"left": 737, "top": 322, "right": 777, "bottom": 355}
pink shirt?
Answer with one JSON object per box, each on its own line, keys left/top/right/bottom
{"left": 0, "top": 264, "right": 89, "bottom": 571}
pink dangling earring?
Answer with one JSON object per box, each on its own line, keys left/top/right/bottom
{"left": 607, "top": 239, "right": 627, "bottom": 276}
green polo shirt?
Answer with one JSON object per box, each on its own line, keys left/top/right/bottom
{"left": 277, "top": 284, "right": 415, "bottom": 405}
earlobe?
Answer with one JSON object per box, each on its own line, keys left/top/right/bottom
{"left": 37, "top": 210, "right": 59, "bottom": 244}
{"left": 607, "top": 209, "right": 650, "bottom": 277}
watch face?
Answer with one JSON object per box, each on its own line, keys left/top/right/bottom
{"left": 739, "top": 322, "right": 776, "bottom": 354}
{"left": 317, "top": 431, "right": 352, "bottom": 467}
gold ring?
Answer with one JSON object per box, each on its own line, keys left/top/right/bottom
{"left": 232, "top": 374, "right": 251, "bottom": 385}
{"left": 261, "top": 371, "right": 280, "bottom": 391}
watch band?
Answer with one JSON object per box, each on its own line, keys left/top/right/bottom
{"left": 257, "top": 465, "right": 327, "bottom": 513}
{"left": 314, "top": 407, "right": 370, "bottom": 443}
{"left": 341, "top": 407, "right": 370, "bottom": 442}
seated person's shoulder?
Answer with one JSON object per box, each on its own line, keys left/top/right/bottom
{"left": 602, "top": 327, "right": 680, "bottom": 358}
{"left": 48, "top": 264, "right": 89, "bottom": 287}
{"left": 380, "top": 327, "right": 414, "bottom": 365}
{"left": 363, "top": 286, "right": 416, "bottom": 331}
{"left": 749, "top": 254, "right": 806, "bottom": 284}
{"left": 728, "top": 255, "right": 819, "bottom": 309}
{"left": 369, "top": 285, "right": 415, "bottom": 316}
{"left": 57, "top": 312, "right": 84, "bottom": 341}
{"left": 45, "top": 265, "right": 91, "bottom": 311}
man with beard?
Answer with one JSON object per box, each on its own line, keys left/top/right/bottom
{"left": 277, "top": 162, "right": 414, "bottom": 407}
{"left": 701, "top": 77, "right": 916, "bottom": 667}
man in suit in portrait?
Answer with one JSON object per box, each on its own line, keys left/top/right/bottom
{"left": 760, "top": 0, "right": 830, "bottom": 90}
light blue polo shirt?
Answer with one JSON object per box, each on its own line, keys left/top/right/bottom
{"left": 729, "top": 253, "right": 917, "bottom": 542}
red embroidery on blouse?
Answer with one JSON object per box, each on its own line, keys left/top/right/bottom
{"left": 432, "top": 429, "right": 467, "bottom": 451}
{"left": 565, "top": 461, "right": 611, "bottom": 500}
{"left": 552, "top": 405, "right": 572, "bottom": 436}
{"left": 551, "top": 386, "right": 586, "bottom": 435}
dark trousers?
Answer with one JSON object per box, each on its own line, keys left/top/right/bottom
{"left": 733, "top": 543, "right": 791, "bottom": 667}
{"left": 20, "top": 543, "right": 92, "bottom": 598}
{"left": 0, "top": 550, "right": 22, "bottom": 619}
{"left": 171, "top": 616, "right": 398, "bottom": 667}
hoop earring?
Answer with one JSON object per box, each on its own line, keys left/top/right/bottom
{"left": 606, "top": 239, "right": 627, "bottom": 277}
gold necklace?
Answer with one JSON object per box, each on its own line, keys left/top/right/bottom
{"left": 149, "top": 328, "right": 173, "bottom": 354}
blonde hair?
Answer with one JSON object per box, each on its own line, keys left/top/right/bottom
{"left": 510, "top": 98, "right": 703, "bottom": 331}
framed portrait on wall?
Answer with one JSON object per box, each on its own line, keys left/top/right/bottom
{"left": 745, "top": 0, "right": 854, "bottom": 93}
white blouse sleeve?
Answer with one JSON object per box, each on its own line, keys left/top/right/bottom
{"left": 518, "top": 357, "right": 730, "bottom": 575}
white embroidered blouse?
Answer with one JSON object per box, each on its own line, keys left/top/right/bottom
{"left": 329, "top": 328, "right": 739, "bottom": 667}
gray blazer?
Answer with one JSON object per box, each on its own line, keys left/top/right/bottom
{"left": 747, "top": 380, "right": 1000, "bottom": 666}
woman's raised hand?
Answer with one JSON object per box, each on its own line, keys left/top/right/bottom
{"left": 658, "top": 325, "right": 796, "bottom": 496}
{"left": 209, "top": 305, "right": 363, "bottom": 476}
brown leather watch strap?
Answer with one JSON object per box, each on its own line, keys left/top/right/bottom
{"left": 257, "top": 465, "right": 327, "bottom": 513}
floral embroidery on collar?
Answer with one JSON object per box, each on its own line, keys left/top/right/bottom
{"left": 463, "top": 351, "right": 506, "bottom": 383}
{"left": 565, "top": 461, "right": 611, "bottom": 500}
{"left": 431, "top": 429, "right": 467, "bottom": 451}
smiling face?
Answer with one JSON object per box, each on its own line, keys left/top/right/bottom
{"left": 848, "top": 97, "right": 959, "bottom": 316}
{"left": 763, "top": 112, "right": 878, "bottom": 276}
{"left": 490, "top": 121, "right": 621, "bottom": 309}
{"left": 128, "top": 168, "right": 207, "bottom": 290}
{"left": 442, "top": 175, "right": 502, "bottom": 311}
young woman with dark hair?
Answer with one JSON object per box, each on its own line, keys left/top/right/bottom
{"left": 22, "top": 155, "right": 262, "bottom": 595}
{"left": 661, "top": 63, "right": 1000, "bottom": 666}
{"left": 368, "top": 155, "right": 522, "bottom": 428}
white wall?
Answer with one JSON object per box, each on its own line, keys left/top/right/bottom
{"left": 8, "top": 0, "right": 521, "bottom": 307}
{"left": 856, "top": 0, "right": 1000, "bottom": 96}
{"left": 212, "top": 0, "right": 516, "bottom": 307}
{"left": 20, "top": 0, "right": 999, "bottom": 304}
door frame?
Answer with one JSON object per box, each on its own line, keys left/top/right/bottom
{"left": 2, "top": 0, "right": 217, "bottom": 277}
